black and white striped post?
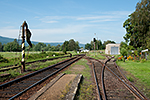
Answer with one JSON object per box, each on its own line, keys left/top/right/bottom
{"left": 21, "top": 21, "right": 28, "bottom": 72}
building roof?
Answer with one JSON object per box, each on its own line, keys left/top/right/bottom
{"left": 106, "top": 43, "right": 120, "bottom": 46}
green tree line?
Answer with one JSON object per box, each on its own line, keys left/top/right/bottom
{"left": 0, "top": 38, "right": 116, "bottom": 52}
{"left": 85, "top": 40, "right": 116, "bottom": 50}
{"left": 0, "top": 39, "right": 80, "bottom": 52}
{"left": 0, "top": 39, "right": 22, "bottom": 52}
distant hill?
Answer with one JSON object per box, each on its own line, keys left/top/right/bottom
{"left": 0, "top": 36, "right": 15, "bottom": 44}
{"left": 0, "top": 36, "right": 85, "bottom": 48}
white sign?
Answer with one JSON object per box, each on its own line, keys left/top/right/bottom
{"left": 141, "top": 49, "right": 148, "bottom": 52}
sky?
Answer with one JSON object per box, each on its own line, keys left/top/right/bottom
{"left": 0, "top": 0, "right": 140, "bottom": 44}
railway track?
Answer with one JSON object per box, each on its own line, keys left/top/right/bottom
{"left": 87, "top": 56, "right": 148, "bottom": 100}
{"left": 0, "top": 54, "right": 84, "bottom": 100}
{"left": 0, "top": 55, "right": 71, "bottom": 72}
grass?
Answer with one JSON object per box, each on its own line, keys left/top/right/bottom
{"left": 64, "top": 59, "right": 91, "bottom": 79}
{"left": 0, "top": 51, "right": 69, "bottom": 67}
{"left": 86, "top": 51, "right": 105, "bottom": 60}
{"left": 87, "top": 51, "right": 150, "bottom": 98}
{"left": 0, "top": 52, "right": 21, "bottom": 58}
{"left": 26, "top": 57, "right": 69, "bottom": 71}
{"left": 0, "top": 57, "right": 69, "bottom": 82}
{"left": 117, "top": 60, "right": 150, "bottom": 86}
{"left": 63, "top": 58, "right": 96, "bottom": 100}
{"left": 117, "top": 60, "right": 150, "bottom": 98}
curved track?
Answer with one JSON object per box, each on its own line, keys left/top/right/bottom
{"left": 0, "top": 55, "right": 84, "bottom": 100}
{"left": 87, "top": 56, "right": 148, "bottom": 100}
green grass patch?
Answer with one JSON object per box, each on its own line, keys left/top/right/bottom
{"left": 0, "top": 57, "right": 69, "bottom": 82}
{"left": 0, "top": 52, "right": 21, "bottom": 58}
{"left": 64, "top": 59, "right": 91, "bottom": 79}
{"left": 117, "top": 60, "right": 150, "bottom": 86}
{"left": 117, "top": 60, "right": 150, "bottom": 98}
{"left": 86, "top": 51, "right": 105, "bottom": 60}
{"left": 26, "top": 57, "right": 69, "bottom": 71}
{"left": 0, "top": 51, "right": 68, "bottom": 67}
{"left": 63, "top": 59, "right": 96, "bottom": 100}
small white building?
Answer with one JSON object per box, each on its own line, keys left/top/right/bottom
{"left": 105, "top": 44, "right": 120, "bottom": 55}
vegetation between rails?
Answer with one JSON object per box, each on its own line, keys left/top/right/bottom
{"left": 63, "top": 58, "right": 96, "bottom": 100}
{"left": 86, "top": 50, "right": 106, "bottom": 60}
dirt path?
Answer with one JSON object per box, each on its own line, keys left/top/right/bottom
{"left": 37, "top": 74, "right": 76, "bottom": 100}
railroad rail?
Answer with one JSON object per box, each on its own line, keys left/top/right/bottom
{"left": 0, "top": 54, "right": 84, "bottom": 100}
{"left": 87, "top": 56, "right": 148, "bottom": 100}
{"left": 113, "top": 61, "right": 149, "bottom": 100}
{"left": 0, "top": 55, "right": 71, "bottom": 72}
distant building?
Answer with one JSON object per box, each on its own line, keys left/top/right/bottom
{"left": 105, "top": 44, "right": 120, "bottom": 55}
{"left": 78, "top": 49, "right": 89, "bottom": 53}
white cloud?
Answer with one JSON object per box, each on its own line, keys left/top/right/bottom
{"left": 38, "top": 11, "right": 131, "bottom": 24}
{"left": 42, "top": 21, "right": 58, "bottom": 23}
{"left": 0, "top": 24, "right": 93, "bottom": 43}
{"left": 0, "top": 29, "right": 19, "bottom": 39}
{"left": 89, "top": 19, "right": 117, "bottom": 23}
{"left": 76, "top": 16, "right": 117, "bottom": 20}
{"left": 0, "top": 11, "right": 130, "bottom": 44}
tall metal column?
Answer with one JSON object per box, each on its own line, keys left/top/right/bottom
{"left": 21, "top": 21, "right": 28, "bottom": 72}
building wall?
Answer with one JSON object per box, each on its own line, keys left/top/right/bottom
{"left": 105, "top": 44, "right": 120, "bottom": 55}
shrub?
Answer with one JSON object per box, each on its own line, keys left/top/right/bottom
{"left": 0, "top": 54, "right": 9, "bottom": 63}
{"left": 127, "top": 56, "right": 133, "bottom": 60}
{"left": 118, "top": 56, "right": 123, "bottom": 61}
{"left": 140, "top": 59, "right": 146, "bottom": 63}
{"left": 120, "top": 48, "right": 127, "bottom": 62}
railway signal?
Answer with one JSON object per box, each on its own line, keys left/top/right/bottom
{"left": 21, "top": 21, "right": 32, "bottom": 72}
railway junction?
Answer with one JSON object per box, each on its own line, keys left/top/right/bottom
{"left": 0, "top": 54, "right": 149, "bottom": 100}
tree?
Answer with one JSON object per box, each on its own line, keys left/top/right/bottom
{"left": 55, "top": 44, "right": 61, "bottom": 51}
{"left": 34, "top": 42, "right": 46, "bottom": 51}
{"left": 75, "top": 41, "right": 80, "bottom": 50}
{"left": 86, "top": 39, "right": 104, "bottom": 50}
{"left": 97, "top": 40, "right": 103, "bottom": 50}
{"left": 62, "top": 41, "right": 69, "bottom": 53}
{"left": 50, "top": 46, "right": 56, "bottom": 51}
{"left": 61, "top": 39, "right": 80, "bottom": 53}
{"left": 11, "top": 39, "right": 19, "bottom": 51}
{"left": 123, "top": 16, "right": 134, "bottom": 43}
{"left": 0, "top": 42, "right": 2, "bottom": 51}
{"left": 68, "top": 39, "right": 76, "bottom": 51}
{"left": 85, "top": 43, "right": 92, "bottom": 50}
{"left": 102, "top": 40, "right": 116, "bottom": 49}
{"left": 123, "top": 0, "right": 150, "bottom": 49}
{"left": 3, "top": 39, "right": 20, "bottom": 51}
{"left": 120, "top": 41, "right": 128, "bottom": 50}
{"left": 120, "top": 48, "right": 127, "bottom": 62}
{"left": 90, "top": 41, "right": 94, "bottom": 50}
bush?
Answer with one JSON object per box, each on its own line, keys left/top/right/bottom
{"left": 0, "top": 54, "right": 9, "bottom": 63}
{"left": 127, "top": 56, "right": 133, "bottom": 60}
{"left": 140, "top": 59, "right": 146, "bottom": 63}
{"left": 120, "top": 48, "right": 127, "bottom": 62}
{"left": 118, "top": 56, "right": 123, "bottom": 61}
{"left": 25, "top": 51, "right": 65, "bottom": 60}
